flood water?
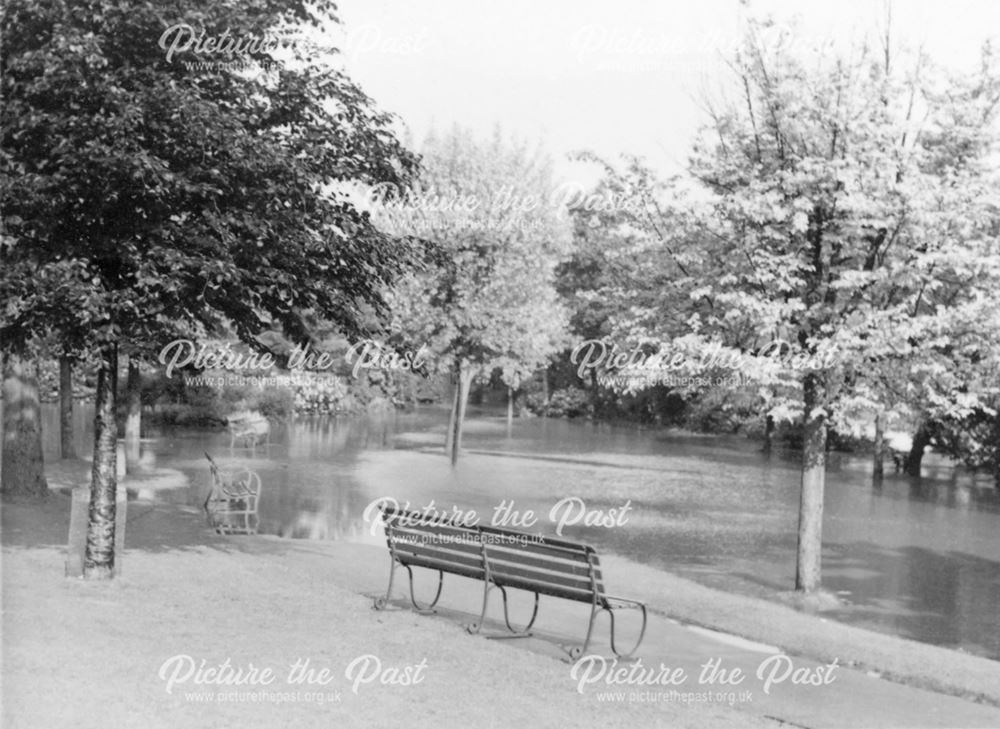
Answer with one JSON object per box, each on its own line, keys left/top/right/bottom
{"left": 44, "top": 405, "right": 1000, "bottom": 662}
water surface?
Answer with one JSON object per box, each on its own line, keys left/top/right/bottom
{"left": 45, "top": 405, "right": 1000, "bottom": 661}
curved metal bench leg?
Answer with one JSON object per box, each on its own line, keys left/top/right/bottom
{"left": 498, "top": 587, "right": 539, "bottom": 635}
{"left": 373, "top": 557, "right": 399, "bottom": 610}
{"left": 408, "top": 567, "right": 444, "bottom": 614}
{"left": 565, "top": 601, "right": 601, "bottom": 660}
{"left": 608, "top": 603, "right": 648, "bottom": 659}
{"left": 466, "top": 582, "right": 495, "bottom": 634}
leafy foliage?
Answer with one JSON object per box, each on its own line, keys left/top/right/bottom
{"left": 1, "top": 0, "right": 420, "bottom": 354}
{"left": 373, "top": 127, "right": 572, "bottom": 386}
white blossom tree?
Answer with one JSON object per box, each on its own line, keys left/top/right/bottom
{"left": 373, "top": 127, "right": 571, "bottom": 463}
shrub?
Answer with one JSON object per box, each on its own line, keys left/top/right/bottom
{"left": 526, "top": 386, "right": 592, "bottom": 418}
{"left": 251, "top": 387, "right": 295, "bottom": 420}
{"left": 293, "top": 374, "right": 352, "bottom": 414}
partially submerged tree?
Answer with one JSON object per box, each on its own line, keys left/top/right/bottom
{"left": 374, "top": 127, "right": 571, "bottom": 463}
{"left": 684, "top": 22, "right": 1000, "bottom": 591}
{"left": 569, "top": 20, "right": 1000, "bottom": 593}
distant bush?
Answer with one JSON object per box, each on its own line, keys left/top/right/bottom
{"left": 251, "top": 387, "right": 295, "bottom": 420}
{"left": 293, "top": 374, "right": 352, "bottom": 414}
{"left": 526, "top": 386, "right": 591, "bottom": 418}
{"left": 148, "top": 402, "right": 226, "bottom": 427}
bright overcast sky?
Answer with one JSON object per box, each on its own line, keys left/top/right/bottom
{"left": 328, "top": 0, "right": 1000, "bottom": 182}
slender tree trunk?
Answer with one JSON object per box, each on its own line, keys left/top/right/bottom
{"left": 762, "top": 414, "right": 774, "bottom": 455}
{"left": 445, "top": 368, "right": 459, "bottom": 456}
{"left": 85, "top": 345, "right": 118, "bottom": 579}
{"left": 589, "top": 369, "right": 599, "bottom": 415}
{"left": 795, "top": 374, "right": 826, "bottom": 593}
{"left": 542, "top": 367, "right": 550, "bottom": 404}
{"left": 449, "top": 363, "right": 472, "bottom": 466}
{"left": 873, "top": 410, "right": 887, "bottom": 482}
{"left": 124, "top": 356, "right": 141, "bottom": 473}
{"left": 904, "top": 422, "right": 931, "bottom": 477}
{"left": 59, "top": 355, "right": 74, "bottom": 459}
{"left": 506, "top": 386, "right": 514, "bottom": 431}
{"left": 1, "top": 351, "right": 48, "bottom": 499}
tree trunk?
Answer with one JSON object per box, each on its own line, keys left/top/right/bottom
{"left": 1, "top": 351, "right": 48, "bottom": 499}
{"left": 872, "top": 410, "right": 887, "bottom": 482}
{"left": 59, "top": 355, "right": 75, "bottom": 459}
{"left": 124, "top": 356, "right": 142, "bottom": 473}
{"left": 449, "top": 363, "right": 472, "bottom": 466}
{"left": 589, "top": 369, "right": 599, "bottom": 415}
{"left": 762, "top": 414, "right": 774, "bottom": 455}
{"left": 506, "top": 386, "right": 514, "bottom": 431}
{"left": 542, "top": 367, "right": 550, "bottom": 404}
{"left": 904, "top": 422, "right": 931, "bottom": 477}
{"left": 445, "top": 369, "right": 459, "bottom": 456}
{"left": 795, "top": 374, "right": 826, "bottom": 593}
{"left": 85, "top": 345, "right": 118, "bottom": 579}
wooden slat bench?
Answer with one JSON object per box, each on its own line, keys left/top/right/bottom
{"left": 203, "top": 453, "right": 262, "bottom": 535}
{"left": 373, "top": 505, "right": 647, "bottom": 658}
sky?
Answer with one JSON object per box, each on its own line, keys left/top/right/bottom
{"left": 326, "top": 0, "right": 1000, "bottom": 183}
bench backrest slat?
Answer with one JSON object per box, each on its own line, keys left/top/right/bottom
{"left": 478, "top": 526, "right": 594, "bottom": 553}
{"left": 487, "top": 561, "right": 598, "bottom": 594}
{"left": 394, "top": 552, "right": 487, "bottom": 582}
{"left": 482, "top": 543, "right": 604, "bottom": 582}
{"left": 391, "top": 542, "right": 485, "bottom": 573}
{"left": 388, "top": 526, "right": 483, "bottom": 557}
{"left": 382, "top": 507, "right": 485, "bottom": 582}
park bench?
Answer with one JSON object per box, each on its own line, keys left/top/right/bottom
{"left": 372, "top": 505, "right": 647, "bottom": 658}
{"left": 203, "top": 453, "right": 262, "bottom": 535}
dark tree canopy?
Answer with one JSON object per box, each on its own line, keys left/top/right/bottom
{"left": 1, "top": 0, "right": 420, "bottom": 353}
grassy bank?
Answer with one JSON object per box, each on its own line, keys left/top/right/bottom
{"left": 1, "top": 488, "right": 779, "bottom": 729}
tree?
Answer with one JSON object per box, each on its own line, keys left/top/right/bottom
{"left": 683, "top": 21, "right": 1000, "bottom": 591}
{"left": 2, "top": 0, "right": 418, "bottom": 576}
{"left": 568, "top": 19, "right": 999, "bottom": 593}
{"left": 373, "top": 127, "right": 571, "bottom": 463}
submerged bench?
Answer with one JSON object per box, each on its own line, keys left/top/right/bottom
{"left": 203, "top": 453, "right": 262, "bottom": 535}
{"left": 372, "top": 505, "right": 647, "bottom": 658}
